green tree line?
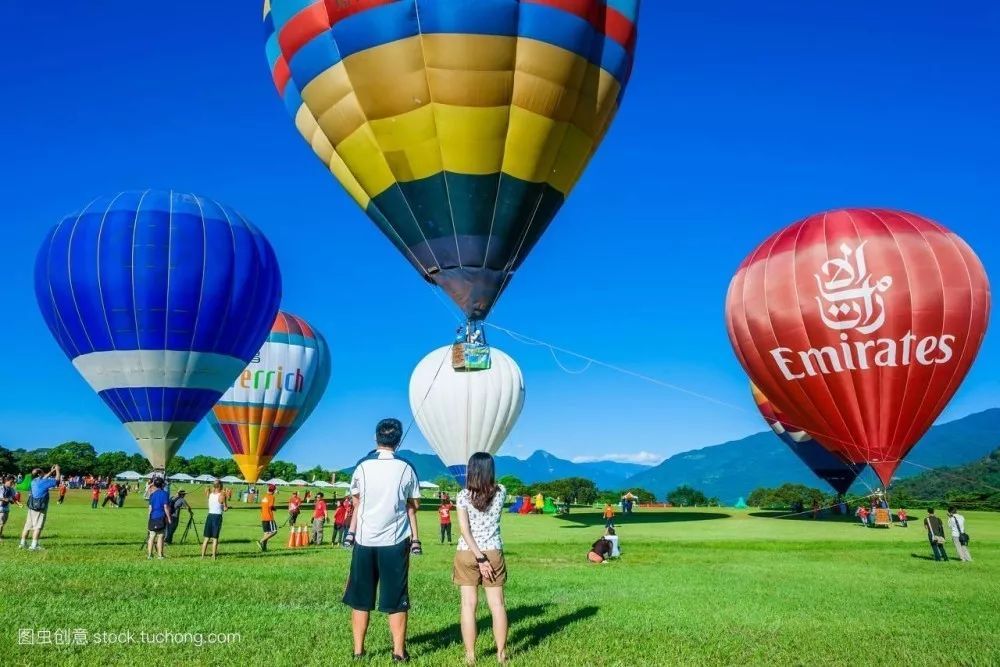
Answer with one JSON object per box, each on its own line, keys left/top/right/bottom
{"left": 0, "top": 442, "right": 340, "bottom": 483}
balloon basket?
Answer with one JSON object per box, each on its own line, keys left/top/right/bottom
{"left": 452, "top": 342, "right": 491, "bottom": 371}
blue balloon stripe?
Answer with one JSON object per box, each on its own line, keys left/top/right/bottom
{"left": 98, "top": 387, "right": 225, "bottom": 424}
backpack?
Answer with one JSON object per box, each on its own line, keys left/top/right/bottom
{"left": 27, "top": 492, "right": 49, "bottom": 512}
{"left": 954, "top": 516, "right": 970, "bottom": 546}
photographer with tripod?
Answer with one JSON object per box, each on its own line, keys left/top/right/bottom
{"left": 165, "top": 489, "right": 194, "bottom": 545}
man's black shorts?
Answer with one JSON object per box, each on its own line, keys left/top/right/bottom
{"left": 343, "top": 539, "right": 411, "bottom": 614}
{"left": 148, "top": 517, "right": 167, "bottom": 534}
{"left": 262, "top": 520, "right": 277, "bottom": 533}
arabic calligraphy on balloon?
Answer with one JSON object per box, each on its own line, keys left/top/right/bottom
{"left": 814, "top": 242, "right": 893, "bottom": 335}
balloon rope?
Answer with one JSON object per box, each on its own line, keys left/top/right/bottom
{"left": 897, "top": 459, "right": 1000, "bottom": 494}
{"left": 400, "top": 347, "right": 450, "bottom": 449}
{"left": 757, "top": 489, "right": 891, "bottom": 520}
{"left": 486, "top": 322, "right": 749, "bottom": 412}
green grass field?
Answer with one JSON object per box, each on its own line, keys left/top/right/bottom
{"left": 1, "top": 487, "right": 998, "bottom": 666}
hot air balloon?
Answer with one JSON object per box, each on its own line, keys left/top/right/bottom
{"left": 727, "top": 209, "right": 990, "bottom": 486}
{"left": 409, "top": 346, "right": 524, "bottom": 486}
{"left": 208, "top": 312, "right": 331, "bottom": 483}
{"left": 34, "top": 190, "right": 282, "bottom": 471}
{"left": 750, "top": 383, "right": 864, "bottom": 495}
{"left": 263, "top": 0, "right": 640, "bottom": 322}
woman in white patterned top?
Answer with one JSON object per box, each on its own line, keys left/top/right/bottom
{"left": 454, "top": 453, "right": 508, "bottom": 665}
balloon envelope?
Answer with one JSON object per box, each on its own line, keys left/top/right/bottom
{"left": 34, "top": 190, "right": 282, "bottom": 469}
{"left": 750, "top": 383, "right": 864, "bottom": 495}
{"left": 263, "top": 0, "right": 640, "bottom": 319}
{"left": 727, "top": 209, "right": 990, "bottom": 485}
{"left": 209, "top": 312, "right": 331, "bottom": 483}
{"left": 409, "top": 346, "right": 524, "bottom": 486}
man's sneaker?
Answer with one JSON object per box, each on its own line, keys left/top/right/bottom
{"left": 391, "top": 652, "right": 410, "bottom": 662}
{"left": 18, "top": 543, "right": 26, "bottom": 549}
{"left": 28, "top": 545, "right": 43, "bottom": 551}
{"left": 147, "top": 555, "right": 153, "bottom": 560}
{"left": 157, "top": 555, "right": 165, "bottom": 560}
{"left": 257, "top": 540, "right": 265, "bottom": 552}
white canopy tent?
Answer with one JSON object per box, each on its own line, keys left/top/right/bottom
{"left": 220, "top": 475, "right": 244, "bottom": 484}
{"left": 265, "top": 478, "right": 290, "bottom": 486}
{"left": 115, "top": 471, "right": 142, "bottom": 481}
{"left": 290, "top": 479, "right": 309, "bottom": 486}
{"left": 169, "top": 473, "right": 195, "bottom": 482}
{"left": 313, "top": 481, "right": 333, "bottom": 488}
{"left": 419, "top": 481, "right": 440, "bottom": 489}
{"left": 333, "top": 481, "right": 351, "bottom": 489}
{"left": 194, "top": 474, "right": 217, "bottom": 483}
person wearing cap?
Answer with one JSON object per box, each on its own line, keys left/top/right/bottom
{"left": 257, "top": 484, "right": 279, "bottom": 552}
{"left": 342, "top": 418, "right": 422, "bottom": 663}
{"left": 165, "top": 489, "right": 191, "bottom": 544}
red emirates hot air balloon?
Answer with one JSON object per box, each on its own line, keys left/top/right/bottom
{"left": 726, "top": 209, "right": 990, "bottom": 486}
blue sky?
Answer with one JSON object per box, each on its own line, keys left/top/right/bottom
{"left": 3, "top": 1, "right": 998, "bottom": 471}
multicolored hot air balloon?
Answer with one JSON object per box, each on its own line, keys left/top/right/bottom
{"left": 208, "top": 312, "right": 331, "bottom": 483}
{"left": 727, "top": 209, "right": 990, "bottom": 486}
{"left": 34, "top": 191, "right": 282, "bottom": 470}
{"left": 409, "top": 346, "right": 524, "bottom": 486}
{"left": 750, "top": 383, "right": 864, "bottom": 495}
{"left": 263, "top": 0, "right": 640, "bottom": 320}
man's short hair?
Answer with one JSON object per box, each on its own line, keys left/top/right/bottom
{"left": 376, "top": 418, "right": 403, "bottom": 448}
{"left": 31, "top": 468, "right": 43, "bottom": 477}
{"left": 153, "top": 477, "right": 165, "bottom": 489}
{"left": 948, "top": 506, "right": 957, "bottom": 514}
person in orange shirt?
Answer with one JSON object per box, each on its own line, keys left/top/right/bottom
{"left": 57, "top": 481, "right": 68, "bottom": 505}
{"left": 90, "top": 483, "right": 100, "bottom": 509}
{"left": 603, "top": 503, "right": 615, "bottom": 529}
{"left": 257, "top": 484, "right": 279, "bottom": 552}
{"left": 311, "top": 493, "right": 328, "bottom": 545}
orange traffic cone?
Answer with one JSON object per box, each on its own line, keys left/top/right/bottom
{"left": 287, "top": 526, "right": 296, "bottom": 548}
{"left": 298, "top": 526, "right": 308, "bottom": 548}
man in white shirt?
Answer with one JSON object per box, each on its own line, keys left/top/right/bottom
{"left": 343, "top": 418, "right": 421, "bottom": 662}
{"left": 947, "top": 506, "right": 971, "bottom": 562}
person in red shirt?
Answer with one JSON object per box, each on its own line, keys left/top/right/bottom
{"left": 897, "top": 508, "right": 908, "bottom": 527}
{"left": 439, "top": 494, "right": 454, "bottom": 544}
{"left": 287, "top": 491, "right": 302, "bottom": 525}
{"left": 311, "top": 493, "right": 328, "bottom": 545}
{"left": 333, "top": 499, "right": 349, "bottom": 546}
{"left": 102, "top": 483, "right": 118, "bottom": 507}
{"left": 57, "top": 482, "right": 68, "bottom": 505}
{"left": 258, "top": 484, "right": 279, "bottom": 552}
{"left": 90, "top": 484, "right": 100, "bottom": 509}
{"left": 856, "top": 505, "right": 869, "bottom": 527}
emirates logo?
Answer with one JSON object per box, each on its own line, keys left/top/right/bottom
{"left": 814, "top": 242, "right": 893, "bottom": 335}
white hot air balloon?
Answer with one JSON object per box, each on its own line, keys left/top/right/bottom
{"left": 409, "top": 346, "right": 525, "bottom": 487}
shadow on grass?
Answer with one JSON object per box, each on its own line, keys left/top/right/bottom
{"left": 554, "top": 511, "right": 730, "bottom": 527}
{"left": 910, "top": 553, "right": 948, "bottom": 561}
{"left": 748, "top": 511, "right": 869, "bottom": 523}
{"left": 409, "top": 602, "right": 598, "bottom": 658}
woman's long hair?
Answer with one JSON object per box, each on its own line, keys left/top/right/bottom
{"left": 466, "top": 452, "right": 498, "bottom": 512}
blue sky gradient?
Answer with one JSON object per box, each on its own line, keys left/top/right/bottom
{"left": 3, "top": 1, "right": 998, "bottom": 470}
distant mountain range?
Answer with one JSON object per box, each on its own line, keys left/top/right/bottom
{"left": 344, "top": 409, "right": 1000, "bottom": 501}
{"left": 342, "top": 448, "right": 650, "bottom": 489}
{"left": 627, "top": 408, "right": 1000, "bottom": 502}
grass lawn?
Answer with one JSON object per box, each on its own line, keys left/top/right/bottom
{"left": 1, "top": 487, "right": 998, "bottom": 665}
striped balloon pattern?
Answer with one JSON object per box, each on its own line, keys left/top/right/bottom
{"left": 750, "top": 383, "right": 864, "bottom": 496}
{"left": 208, "top": 312, "right": 331, "bottom": 483}
{"left": 34, "top": 191, "right": 283, "bottom": 470}
{"left": 264, "top": 0, "right": 640, "bottom": 320}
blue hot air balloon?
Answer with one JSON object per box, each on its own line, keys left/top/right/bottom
{"left": 34, "top": 190, "right": 282, "bottom": 470}
{"left": 751, "top": 383, "right": 865, "bottom": 496}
